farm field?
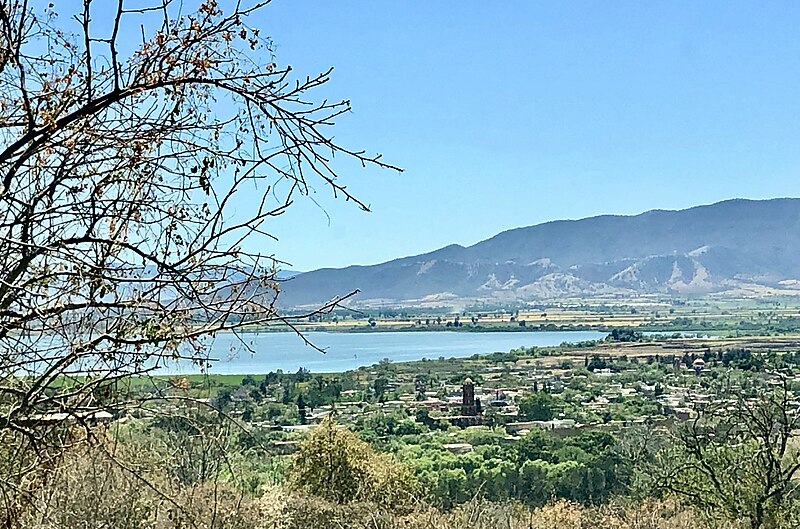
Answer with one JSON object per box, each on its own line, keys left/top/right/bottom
{"left": 259, "top": 295, "right": 800, "bottom": 336}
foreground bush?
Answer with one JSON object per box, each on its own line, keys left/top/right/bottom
{"left": 256, "top": 494, "right": 738, "bottom": 529}
{"left": 287, "top": 416, "right": 420, "bottom": 511}
{"left": 10, "top": 429, "right": 800, "bottom": 529}
{"left": 13, "top": 443, "right": 260, "bottom": 529}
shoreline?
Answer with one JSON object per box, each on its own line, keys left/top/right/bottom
{"left": 232, "top": 323, "right": 743, "bottom": 336}
{"left": 155, "top": 332, "right": 800, "bottom": 379}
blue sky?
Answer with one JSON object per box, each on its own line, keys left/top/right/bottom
{"left": 250, "top": 1, "right": 800, "bottom": 271}
{"left": 106, "top": 1, "right": 800, "bottom": 270}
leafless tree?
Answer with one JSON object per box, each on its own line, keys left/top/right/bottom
{"left": 0, "top": 0, "right": 396, "bottom": 521}
{"left": 652, "top": 374, "right": 800, "bottom": 529}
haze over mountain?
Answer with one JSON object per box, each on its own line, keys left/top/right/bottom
{"left": 278, "top": 198, "right": 800, "bottom": 308}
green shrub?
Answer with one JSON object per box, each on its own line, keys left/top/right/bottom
{"left": 288, "top": 416, "right": 419, "bottom": 512}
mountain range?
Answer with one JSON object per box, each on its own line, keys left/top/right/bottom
{"left": 277, "top": 198, "right": 800, "bottom": 308}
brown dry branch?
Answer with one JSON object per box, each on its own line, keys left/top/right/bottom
{"left": 649, "top": 373, "right": 800, "bottom": 529}
{"left": 0, "top": 0, "right": 397, "bottom": 524}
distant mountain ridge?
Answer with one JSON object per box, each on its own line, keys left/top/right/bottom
{"left": 278, "top": 198, "right": 800, "bottom": 308}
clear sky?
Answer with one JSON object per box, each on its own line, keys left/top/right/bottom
{"left": 231, "top": 2, "right": 800, "bottom": 270}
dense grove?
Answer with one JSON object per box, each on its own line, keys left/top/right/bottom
{"left": 398, "top": 429, "right": 629, "bottom": 507}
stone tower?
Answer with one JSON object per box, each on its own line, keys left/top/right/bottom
{"left": 461, "top": 377, "right": 477, "bottom": 416}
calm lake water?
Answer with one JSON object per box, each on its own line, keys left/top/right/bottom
{"left": 159, "top": 330, "right": 607, "bottom": 375}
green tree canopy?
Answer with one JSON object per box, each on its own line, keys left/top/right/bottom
{"left": 519, "top": 392, "right": 560, "bottom": 421}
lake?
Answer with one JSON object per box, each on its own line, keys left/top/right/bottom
{"left": 159, "top": 330, "right": 607, "bottom": 375}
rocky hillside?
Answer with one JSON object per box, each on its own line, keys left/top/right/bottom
{"left": 278, "top": 198, "right": 800, "bottom": 307}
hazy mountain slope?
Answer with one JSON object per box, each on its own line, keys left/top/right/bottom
{"left": 277, "top": 198, "right": 800, "bottom": 307}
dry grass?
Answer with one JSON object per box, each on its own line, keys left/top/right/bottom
{"left": 255, "top": 492, "right": 744, "bottom": 529}
{"left": 7, "top": 440, "right": 788, "bottom": 529}
{"left": 397, "top": 499, "right": 729, "bottom": 529}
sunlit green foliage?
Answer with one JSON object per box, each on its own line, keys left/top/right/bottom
{"left": 399, "top": 427, "right": 629, "bottom": 508}
{"left": 288, "top": 416, "right": 420, "bottom": 511}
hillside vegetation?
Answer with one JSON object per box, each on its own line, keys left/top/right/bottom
{"left": 8, "top": 343, "right": 800, "bottom": 529}
{"left": 9, "top": 415, "right": 796, "bottom": 529}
